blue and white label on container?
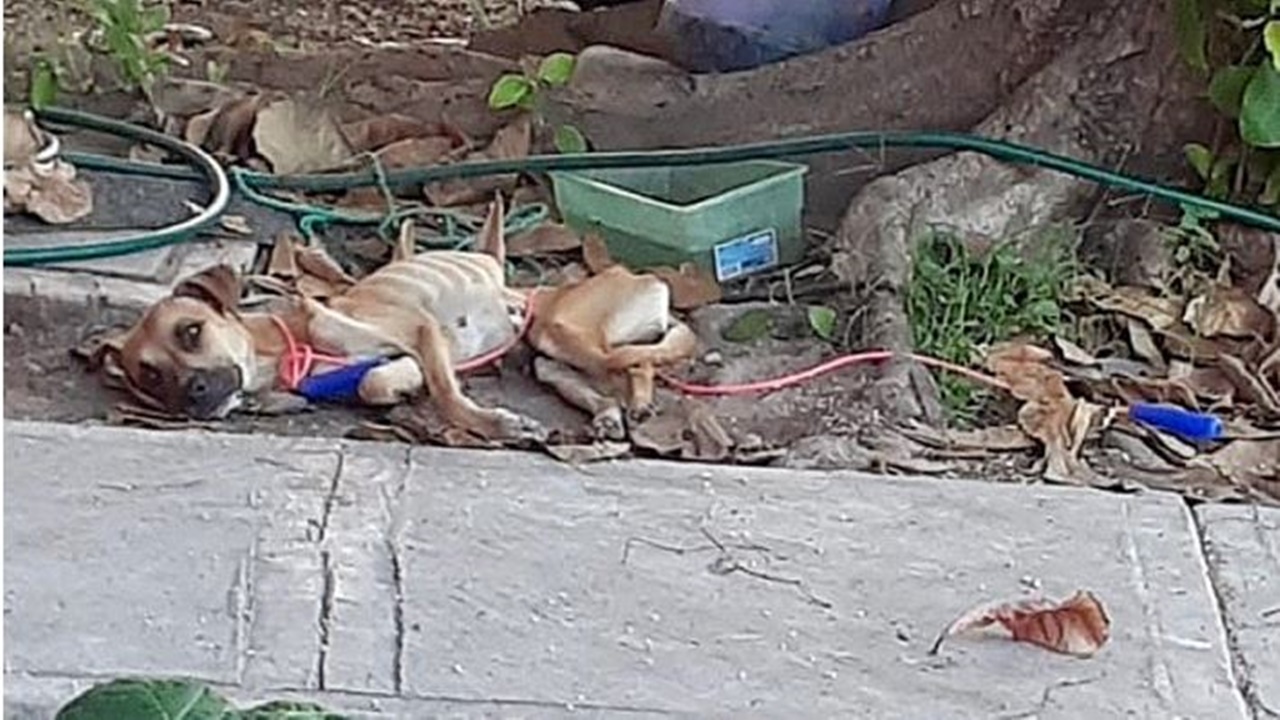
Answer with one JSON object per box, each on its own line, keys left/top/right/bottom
{"left": 712, "top": 228, "right": 779, "bottom": 282}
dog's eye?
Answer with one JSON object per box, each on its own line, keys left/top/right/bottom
{"left": 176, "top": 321, "right": 202, "bottom": 352}
{"left": 139, "top": 363, "right": 163, "bottom": 388}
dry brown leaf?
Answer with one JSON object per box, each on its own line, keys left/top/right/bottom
{"left": 1185, "top": 285, "right": 1277, "bottom": 342}
{"left": 194, "top": 94, "right": 267, "bottom": 161}
{"left": 377, "top": 136, "right": 459, "bottom": 170}
{"left": 984, "top": 343, "right": 1067, "bottom": 402}
{"left": 424, "top": 117, "right": 530, "bottom": 206}
{"left": 253, "top": 96, "right": 354, "bottom": 175}
{"left": 4, "top": 160, "right": 94, "bottom": 224}
{"left": 1173, "top": 365, "right": 1237, "bottom": 406}
{"left": 296, "top": 246, "right": 357, "bottom": 287}
{"left": 507, "top": 223, "right": 583, "bottom": 257}
{"left": 347, "top": 421, "right": 421, "bottom": 444}
{"left": 342, "top": 114, "right": 442, "bottom": 153}
{"left": 1020, "top": 396, "right": 1103, "bottom": 483}
{"left": 267, "top": 233, "right": 300, "bottom": 278}
{"left": 684, "top": 399, "right": 734, "bottom": 461}
{"left": 582, "top": 234, "right": 616, "bottom": 274}
{"left": 4, "top": 109, "right": 43, "bottom": 166}
{"left": 1126, "top": 318, "right": 1166, "bottom": 369}
{"left": 1085, "top": 283, "right": 1182, "bottom": 330}
{"left": 1195, "top": 437, "right": 1280, "bottom": 494}
{"left": 109, "top": 402, "right": 213, "bottom": 431}
{"left": 985, "top": 343, "right": 1102, "bottom": 483}
{"left": 150, "top": 77, "right": 243, "bottom": 121}
{"left": 1053, "top": 336, "right": 1097, "bottom": 366}
{"left": 651, "top": 263, "right": 723, "bottom": 310}
{"left": 629, "top": 411, "right": 686, "bottom": 456}
{"left": 931, "top": 590, "right": 1111, "bottom": 658}
{"left": 631, "top": 400, "right": 735, "bottom": 461}
{"left": 1258, "top": 241, "right": 1280, "bottom": 313}
{"left": 900, "top": 422, "right": 1037, "bottom": 453}
{"left": 1218, "top": 354, "right": 1280, "bottom": 417}
{"left": 219, "top": 214, "right": 253, "bottom": 236}
{"left": 1107, "top": 375, "right": 1200, "bottom": 409}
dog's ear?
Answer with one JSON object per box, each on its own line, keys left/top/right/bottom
{"left": 79, "top": 327, "right": 131, "bottom": 377}
{"left": 393, "top": 218, "right": 417, "bottom": 263}
{"left": 475, "top": 192, "right": 506, "bottom": 266}
{"left": 173, "top": 264, "right": 242, "bottom": 314}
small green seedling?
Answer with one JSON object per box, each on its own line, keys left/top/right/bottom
{"left": 87, "top": 0, "right": 172, "bottom": 96}
{"left": 29, "top": 56, "right": 61, "bottom": 110}
{"left": 807, "top": 305, "right": 838, "bottom": 341}
{"left": 1175, "top": 0, "right": 1280, "bottom": 210}
{"left": 721, "top": 308, "right": 774, "bottom": 343}
{"left": 488, "top": 52, "right": 590, "bottom": 154}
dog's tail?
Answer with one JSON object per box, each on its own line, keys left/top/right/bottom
{"left": 604, "top": 320, "right": 698, "bottom": 371}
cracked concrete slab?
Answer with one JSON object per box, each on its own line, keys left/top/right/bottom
{"left": 1196, "top": 503, "right": 1280, "bottom": 718}
{"left": 3, "top": 424, "right": 337, "bottom": 688}
{"left": 2, "top": 421, "right": 1251, "bottom": 718}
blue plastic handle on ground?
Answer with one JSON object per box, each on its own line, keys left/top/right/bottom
{"left": 297, "top": 357, "right": 387, "bottom": 404}
{"left": 1128, "top": 402, "right": 1224, "bottom": 442}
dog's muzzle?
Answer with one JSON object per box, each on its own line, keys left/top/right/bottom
{"left": 181, "top": 367, "right": 242, "bottom": 419}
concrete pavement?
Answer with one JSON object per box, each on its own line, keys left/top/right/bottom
{"left": 4, "top": 420, "right": 1276, "bottom": 718}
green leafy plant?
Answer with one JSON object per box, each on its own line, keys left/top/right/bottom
{"left": 907, "top": 226, "right": 1077, "bottom": 422}
{"left": 29, "top": 56, "right": 62, "bottom": 110}
{"left": 807, "top": 305, "right": 838, "bottom": 341}
{"left": 1161, "top": 204, "right": 1225, "bottom": 294}
{"left": 55, "top": 678, "right": 348, "bottom": 719}
{"left": 1177, "top": 0, "right": 1280, "bottom": 209}
{"left": 87, "top": 0, "right": 172, "bottom": 95}
{"left": 488, "top": 52, "right": 590, "bottom": 154}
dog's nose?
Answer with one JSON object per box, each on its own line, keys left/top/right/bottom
{"left": 186, "top": 375, "right": 210, "bottom": 401}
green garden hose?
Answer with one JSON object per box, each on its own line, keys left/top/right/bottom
{"left": 8, "top": 105, "right": 1280, "bottom": 268}
{"left": 5, "top": 106, "right": 230, "bottom": 267}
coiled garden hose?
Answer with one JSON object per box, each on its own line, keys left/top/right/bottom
{"left": 7, "top": 105, "right": 1280, "bottom": 268}
{"left": 5, "top": 106, "right": 230, "bottom": 267}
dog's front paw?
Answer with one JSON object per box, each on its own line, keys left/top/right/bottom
{"left": 626, "top": 403, "right": 656, "bottom": 425}
{"left": 592, "top": 407, "right": 626, "bottom": 441}
{"left": 482, "top": 407, "right": 548, "bottom": 444}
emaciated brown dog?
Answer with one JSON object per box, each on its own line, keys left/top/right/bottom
{"left": 93, "top": 198, "right": 698, "bottom": 441}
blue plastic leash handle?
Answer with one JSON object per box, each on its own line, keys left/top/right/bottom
{"left": 297, "top": 357, "right": 388, "bottom": 404}
{"left": 1128, "top": 402, "right": 1224, "bottom": 443}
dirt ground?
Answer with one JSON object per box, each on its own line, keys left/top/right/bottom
{"left": 3, "top": 0, "right": 556, "bottom": 51}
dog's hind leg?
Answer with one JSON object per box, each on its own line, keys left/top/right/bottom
{"left": 533, "top": 357, "right": 625, "bottom": 440}
{"left": 605, "top": 320, "right": 698, "bottom": 373}
{"left": 408, "top": 311, "right": 546, "bottom": 442}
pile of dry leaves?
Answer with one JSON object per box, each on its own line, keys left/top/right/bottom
{"left": 908, "top": 225, "right": 1279, "bottom": 504}
{"left": 3, "top": 109, "right": 93, "bottom": 224}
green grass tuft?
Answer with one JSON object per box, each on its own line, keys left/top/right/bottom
{"left": 907, "top": 225, "right": 1078, "bottom": 423}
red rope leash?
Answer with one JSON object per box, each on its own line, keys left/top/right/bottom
{"left": 269, "top": 292, "right": 1004, "bottom": 399}
{"left": 454, "top": 289, "right": 540, "bottom": 374}
{"left": 658, "top": 350, "right": 1008, "bottom": 397}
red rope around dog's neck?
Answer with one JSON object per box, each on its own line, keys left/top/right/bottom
{"left": 269, "top": 315, "right": 348, "bottom": 391}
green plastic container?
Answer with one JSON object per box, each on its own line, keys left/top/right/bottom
{"left": 549, "top": 160, "right": 807, "bottom": 282}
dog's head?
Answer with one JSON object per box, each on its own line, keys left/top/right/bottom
{"left": 93, "top": 265, "right": 256, "bottom": 419}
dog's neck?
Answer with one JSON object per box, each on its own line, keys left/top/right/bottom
{"left": 236, "top": 300, "right": 316, "bottom": 391}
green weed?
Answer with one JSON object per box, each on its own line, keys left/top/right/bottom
{"left": 907, "top": 225, "right": 1078, "bottom": 423}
